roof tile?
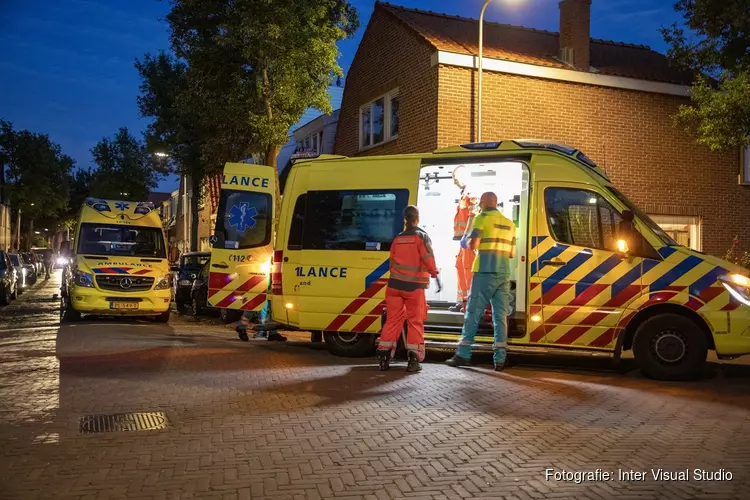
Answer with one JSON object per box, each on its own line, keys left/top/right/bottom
{"left": 378, "top": 2, "right": 694, "bottom": 85}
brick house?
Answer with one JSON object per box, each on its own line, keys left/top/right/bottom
{"left": 334, "top": 0, "right": 750, "bottom": 257}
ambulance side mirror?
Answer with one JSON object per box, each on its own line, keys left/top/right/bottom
{"left": 616, "top": 211, "right": 635, "bottom": 258}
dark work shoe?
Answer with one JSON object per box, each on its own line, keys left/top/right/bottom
{"left": 445, "top": 355, "right": 471, "bottom": 368}
{"left": 493, "top": 361, "right": 505, "bottom": 372}
{"left": 268, "top": 332, "right": 287, "bottom": 341}
{"left": 377, "top": 350, "right": 391, "bottom": 371}
{"left": 236, "top": 325, "right": 249, "bottom": 342}
{"left": 406, "top": 351, "right": 422, "bottom": 373}
{"left": 448, "top": 304, "right": 463, "bottom": 313}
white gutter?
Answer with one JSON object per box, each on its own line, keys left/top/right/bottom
{"left": 431, "top": 51, "right": 690, "bottom": 97}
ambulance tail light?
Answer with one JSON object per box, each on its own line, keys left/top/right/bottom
{"left": 271, "top": 250, "right": 284, "bottom": 295}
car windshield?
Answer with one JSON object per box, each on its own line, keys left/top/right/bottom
{"left": 181, "top": 254, "right": 210, "bottom": 270}
{"left": 606, "top": 186, "right": 678, "bottom": 246}
{"left": 77, "top": 223, "right": 167, "bottom": 258}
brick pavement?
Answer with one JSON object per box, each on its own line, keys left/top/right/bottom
{"left": 1, "top": 272, "right": 750, "bottom": 499}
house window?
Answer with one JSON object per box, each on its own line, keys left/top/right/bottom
{"left": 649, "top": 215, "right": 702, "bottom": 251}
{"left": 741, "top": 146, "right": 750, "bottom": 185}
{"left": 359, "top": 89, "right": 399, "bottom": 150}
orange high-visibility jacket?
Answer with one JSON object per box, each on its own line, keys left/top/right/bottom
{"left": 388, "top": 227, "right": 439, "bottom": 291}
{"left": 453, "top": 190, "right": 478, "bottom": 240}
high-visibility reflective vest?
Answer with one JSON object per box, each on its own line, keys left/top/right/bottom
{"left": 453, "top": 191, "right": 478, "bottom": 240}
{"left": 388, "top": 227, "right": 439, "bottom": 291}
{"left": 468, "top": 208, "right": 516, "bottom": 274}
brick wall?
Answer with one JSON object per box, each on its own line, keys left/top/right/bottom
{"left": 437, "top": 65, "right": 749, "bottom": 257}
{"left": 333, "top": 8, "right": 439, "bottom": 157}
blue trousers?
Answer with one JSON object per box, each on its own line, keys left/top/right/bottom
{"left": 456, "top": 272, "right": 510, "bottom": 364}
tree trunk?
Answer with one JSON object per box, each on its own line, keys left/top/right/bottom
{"left": 14, "top": 209, "right": 20, "bottom": 250}
{"left": 190, "top": 176, "right": 200, "bottom": 252}
{"left": 27, "top": 218, "right": 33, "bottom": 251}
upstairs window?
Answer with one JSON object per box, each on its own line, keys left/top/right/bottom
{"left": 359, "top": 89, "right": 399, "bottom": 150}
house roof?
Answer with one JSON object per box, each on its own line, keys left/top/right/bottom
{"left": 378, "top": 2, "right": 694, "bottom": 85}
{"left": 148, "top": 192, "right": 171, "bottom": 204}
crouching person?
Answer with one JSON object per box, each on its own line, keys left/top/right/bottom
{"left": 376, "top": 206, "right": 439, "bottom": 373}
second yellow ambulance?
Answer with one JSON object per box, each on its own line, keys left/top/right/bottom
{"left": 209, "top": 140, "right": 750, "bottom": 380}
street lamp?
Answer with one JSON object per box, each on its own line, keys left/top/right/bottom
{"left": 477, "top": 0, "right": 494, "bottom": 143}
{"left": 154, "top": 152, "right": 169, "bottom": 158}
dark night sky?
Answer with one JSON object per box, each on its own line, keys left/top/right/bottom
{"left": 0, "top": 0, "right": 682, "bottom": 192}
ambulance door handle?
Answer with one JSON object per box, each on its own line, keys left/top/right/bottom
{"left": 542, "top": 258, "right": 565, "bottom": 267}
{"left": 212, "top": 263, "right": 229, "bottom": 269}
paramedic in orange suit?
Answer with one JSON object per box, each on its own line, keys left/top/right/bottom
{"left": 452, "top": 166, "right": 478, "bottom": 313}
{"left": 376, "top": 205, "right": 440, "bottom": 373}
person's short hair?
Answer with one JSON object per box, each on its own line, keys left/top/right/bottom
{"left": 404, "top": 205, "right": 419, "bottom": 223}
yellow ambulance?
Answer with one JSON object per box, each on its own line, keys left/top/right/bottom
{"left": 209, "top": 140, "right": 750, "bottom": 380}
{"left": 60, "top": 198, "right": 172, "bottom": 322}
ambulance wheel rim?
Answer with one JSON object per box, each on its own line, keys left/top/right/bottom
{"left": 650, "top": 330, "right": 687, "bottom": 364}
{"left": 335, "top": 332, "right": 360, "bottom": 344}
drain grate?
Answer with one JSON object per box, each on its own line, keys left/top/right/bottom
{"left": 79, "top": 411, "right": 169, "bottom": 434}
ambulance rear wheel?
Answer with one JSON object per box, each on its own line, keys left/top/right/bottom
{"left": 323, "top": 331, "right": 377, "bottom": 358}
{"left": 633, "top": 313, "right": 707, "bottom": 381}
{"left": 220, "top": 308, "right": 242, "bottom": 324}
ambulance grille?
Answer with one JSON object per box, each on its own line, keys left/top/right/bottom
{"left": 96, "top": 276, "right": 155, "bottom": 292}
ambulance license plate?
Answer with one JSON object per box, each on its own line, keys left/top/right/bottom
{"left": 110, "top": 302, "right": 139, "bottom": 310}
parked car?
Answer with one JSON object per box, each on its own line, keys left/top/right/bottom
{"left": 190, "top": 261, "right": 210, "bottom": 317}
{"left": 0, "top": 251, "right": 18, "bottom": 305}
{"left": 33, "top": 250, "right": 46, "bottom": 272}
{"left": 8, "top": 253, "right": 28, "bottom": 294}
{"left": 171, "top": 251, "right": 211, "bottom": 312}
{"left": 22, "top": 252, "right": 41, "bottom": 280}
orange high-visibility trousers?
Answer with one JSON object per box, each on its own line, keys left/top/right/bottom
{"left": 377, "top": 287, "right": 427, "bottom": 362}
{"left": 456, "top": 247, "right": 476, "bottom": 304}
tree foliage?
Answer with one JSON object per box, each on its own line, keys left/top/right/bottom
{"left": 164, "top": 0, "right": 359, "bottom": 168}
{"left": 89, "top": 127, "right": 162, "bottom": 201}
{"left": 662, "top": 0, "right": 750, "bottom": 150}
{"left": 0, "top": 119, "right": 73, "bottom": 220}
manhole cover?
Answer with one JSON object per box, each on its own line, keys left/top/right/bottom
{"left": 79, "top": 411, "right": 169, "bottom": 434}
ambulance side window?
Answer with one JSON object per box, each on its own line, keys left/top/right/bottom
{"left": 544, "top": 188, "right": 658, "bottom": 258}
{"left": 287, "top": 194, "right": 307, "bottom": 250}
{"left": 302, "top": 189, "right": 409, "bottom": 251}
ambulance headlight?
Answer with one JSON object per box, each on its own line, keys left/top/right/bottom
{"left": 260, "top": 258, "right": 272, "bottom": 275}
{"left": 719, "top": 274, "right": 750, "bottom": 306}
{"left": 154, "top": 275, "right": 171, "bottom": 290}
{"left": 73, "top": 270, "right": 94, "bottom": 288}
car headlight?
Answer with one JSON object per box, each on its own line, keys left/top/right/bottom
{"left": 56, "top": 256, "right": 68, "bottom": 265}
{"left": 154, "top": 275, "right": 170, "bottom": 290}
{"left": 719, "top": 274, "right": 750, "bottom": 306}
{"left": 73, "top": 270, "right": 94, "bottom": 288}
{"left": 179, "top": 279, "right": 192, "bottom": 286}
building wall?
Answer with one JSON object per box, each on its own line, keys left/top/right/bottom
{"left": 333, "top": 9, "right": 439, "bottom": 157}
{"left": 437, "top": 66, "right": 749, "bottom": 256}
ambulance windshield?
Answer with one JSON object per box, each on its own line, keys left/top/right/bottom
{"left": 215, "top": 189, "right": 272, "bottom": 249}
{"left": 606, "top": 186, "right": 678, "bottom": 246}
{"left": 76, "top": 223, "right": 167, "bottom": 258}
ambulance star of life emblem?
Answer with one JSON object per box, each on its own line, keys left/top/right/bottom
{"left": 228, "top": 203, "right": 257, "bottom": 232}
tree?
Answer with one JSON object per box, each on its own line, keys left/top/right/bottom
{"left": 661, "top": 0, "right": 750, "bottom": 150}
{"left": 164, "top": 0, "right": 359, "bottom": 216}
{"left": 0, "top": 119, "right": 73, "bottom": 249}
{"left": 135, "top": 52, "right": 206, "bottom": 252}
{"left": 89, "top": 127, "right": 163, "bottom": 201}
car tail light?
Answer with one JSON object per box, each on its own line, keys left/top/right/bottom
{"left": 271, "top": 250, "right": 283, "bottom": 295}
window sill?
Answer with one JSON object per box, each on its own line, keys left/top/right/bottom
{"left": 359, "top": 135, "right": 398, "bottom": 153}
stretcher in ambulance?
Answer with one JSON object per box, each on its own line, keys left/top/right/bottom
{"left": 210, "top": 140, "right": 750, "bottom": 380}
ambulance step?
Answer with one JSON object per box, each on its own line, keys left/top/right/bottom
{"left": 424, "top": 341, "right": 613, "bottom": 358}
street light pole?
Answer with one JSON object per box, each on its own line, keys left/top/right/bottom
{"left": 477, "top": 0, "right": 494, "bottom": 143}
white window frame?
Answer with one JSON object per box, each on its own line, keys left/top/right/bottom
{"left": 359, "top": 88, "right": 399, "bottom": 151}
{"left": 740, "top": 145, "right": 750, "bottom": 185}
{"left": 649, "top": 214, "right": 702, "bottom": 252}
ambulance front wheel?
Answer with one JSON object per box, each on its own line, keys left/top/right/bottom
{"left": 633, "top": 313, "right": 708, "bottom": 381}
{"left": 323, "top": 331, "right": 377, "bottom": 358}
